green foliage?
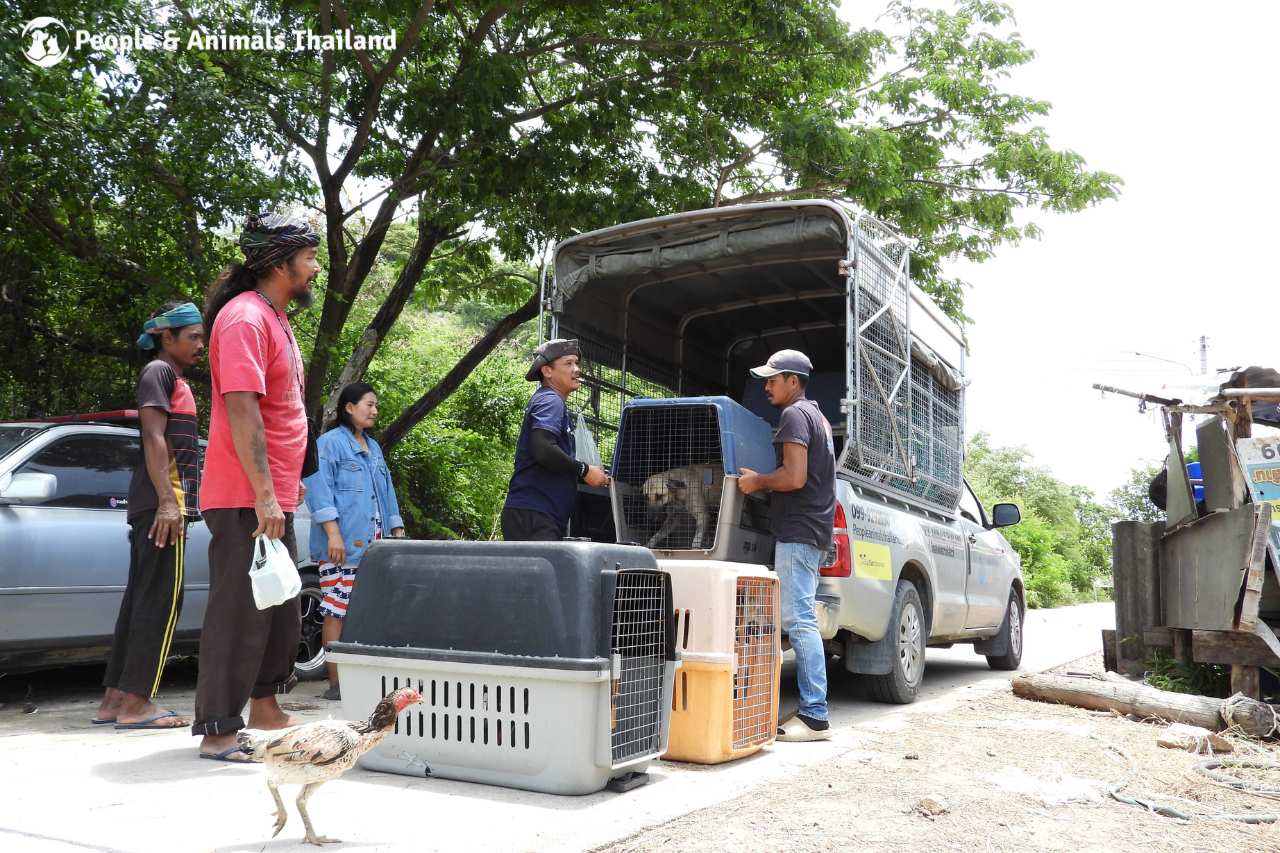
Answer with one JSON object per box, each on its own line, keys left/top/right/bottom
{"left": 1108, "top": 461, "right": 1164, "bottom": 524}
{"left": 362, "top": 307, "right": 531, "bottom": 539}
{"left": 965, "top": 432, "right": 1111, "bottom": 608}
{"left": 2, "top": 0, "right": 1116, "bottom": 428}
{"left": 1143, "top": 650, "right": 1230, "bottom": 698}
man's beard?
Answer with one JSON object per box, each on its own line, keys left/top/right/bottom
{"left": 292, "top": 280, "right": 315, "bottom": 309}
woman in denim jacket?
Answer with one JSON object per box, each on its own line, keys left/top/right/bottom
{"left": 303, "top": 382, "right": 405, "bottom": 699}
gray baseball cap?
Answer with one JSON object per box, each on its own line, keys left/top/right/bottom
{"left": 526, "top": 338, "right": 581, "bottom": 381}
{"left": 749, "top": 349, "right": 813, "bottom": 378}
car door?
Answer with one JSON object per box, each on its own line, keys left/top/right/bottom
{"left": 0, "top": 430, "right": 138, "bottom": 649}
{"left": 958, "top": 480, "right": 1008, "bottom": 629}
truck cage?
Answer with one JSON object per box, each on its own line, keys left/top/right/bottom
{"left": 542, "top": 200, "right": 968, "bottom": 515}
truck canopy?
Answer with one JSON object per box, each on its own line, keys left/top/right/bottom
{"left": 549, "top": 200, "right": 968, "bottom": 512}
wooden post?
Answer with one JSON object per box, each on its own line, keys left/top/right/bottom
{"left": 1231, "top": 665, "right": 1262, "bottom": 700}
{"left": 1172, "top": 629, "right": 1193, "bottom": 664}
{"left": 1102, "top": 629, "right": 1117, "bottom": 673}
{"left": 1112, "top": 520, "right": 1165, "bottom": 676}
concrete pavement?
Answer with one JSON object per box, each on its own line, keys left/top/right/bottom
{"left": 0, "top": 603, "right": 1112, "bottom": 853}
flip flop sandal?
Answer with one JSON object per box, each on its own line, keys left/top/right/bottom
{"left": 91, "top": 718, "right": 116, "bottom": 725}
{"left": 200, "top": 746, "right": 252, "bottom": 763}
{"left": 114, "top": 710, "right": 185, "bottom": 730}
{"left": 322, "top": 685, "right": 341, "bottom": 701}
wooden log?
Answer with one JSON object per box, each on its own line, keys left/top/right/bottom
{"left": 1011, "top": 672, "right": 1277, "bottom": 737}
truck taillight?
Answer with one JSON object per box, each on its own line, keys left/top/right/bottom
{"left": 820, "top": 503, "right": 851, "bottom": 577}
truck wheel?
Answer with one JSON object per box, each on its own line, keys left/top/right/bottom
{"left": 866, "top": 580, "right": 925, "bottom": 704}
{"left": 985, "top": 591, "right": 1024, "bottom": 671}
{"left": 294, "top": 571, "right": 327, "bottom": 681}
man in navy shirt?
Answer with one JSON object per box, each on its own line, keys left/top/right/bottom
{"left": 502, "top": 339, "right": 610, "bottom": 541}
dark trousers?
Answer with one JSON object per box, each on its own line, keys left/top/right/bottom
{"left": 103, "top": 511, "right": 186, "bottom": 698}
{"left": 500, "top": 506, "right": 564, "bottom": 542}
{"left": 192, "top": 509, "right": 300, "bottom": 736}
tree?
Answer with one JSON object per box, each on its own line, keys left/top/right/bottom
{"left": 2, "top": 1, "right": 1117, "bottom": 447}
{"left": 1108, "top": 461, "right": 1164, "bottom": 524}
{"left": 965, "top": 433, "right": 1111, "bottom": 607}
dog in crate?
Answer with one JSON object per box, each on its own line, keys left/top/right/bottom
{"left": 641, "top": 465, "right": 725, "bottom": 549}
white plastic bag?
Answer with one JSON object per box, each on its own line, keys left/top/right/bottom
{"left": 574, "top": 413, "right": 601, "bottom": 467}
{"left": 249, "top": 535, "right": 302, "bottom": 610}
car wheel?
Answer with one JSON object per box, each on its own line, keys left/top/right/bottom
{"left": 295, "top": 572, "right": 327, "bottom": 681}
{"left": 986, "top": 590, "right": 1024, "bottom": 671}
{"left": 866, "top": 579, "right": 925, "bottom": 704}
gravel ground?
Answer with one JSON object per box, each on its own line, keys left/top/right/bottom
{"left": 599, "top": 654, "right": 1280, "bottom": 853}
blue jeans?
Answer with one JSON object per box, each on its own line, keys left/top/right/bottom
{"left": 775, "top": 541, "right": 828, "bottom": 721}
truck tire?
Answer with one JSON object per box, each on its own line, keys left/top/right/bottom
{"left": 866, "top": 579, "right": 925, "bottom": 704}
{"left": 985, "top": 590, "right": 1024, "bottom": 671}
{"left": 294, "top": 571, "right": 328, "bottom": 681}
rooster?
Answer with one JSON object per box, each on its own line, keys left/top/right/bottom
{"left": 236, "top": 687, "right": 422, "bottom": 846}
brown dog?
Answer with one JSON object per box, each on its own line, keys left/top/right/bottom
{"left": 641, "top": 465, "right": 725, "bottom": 549}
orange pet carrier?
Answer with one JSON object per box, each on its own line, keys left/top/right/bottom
{"left": 661, "top": 560, "right": 780, "bottom": 764}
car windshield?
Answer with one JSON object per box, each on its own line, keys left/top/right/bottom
{"left": 0, "top": 424, "right": 48, "bottom": 460}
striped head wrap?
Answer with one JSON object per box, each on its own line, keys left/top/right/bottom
{"left": 238, "top": 213, "right": 320, "bottom": 271}
{"left": 137, "top": 302, "right": 203, "bottom": 350}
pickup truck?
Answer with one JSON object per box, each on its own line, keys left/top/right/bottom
{"left": 549, "top": 199, "right": 1026, "bottom": 703}
{"left": 0, "top": 412, "right": 324, "bottom": 677}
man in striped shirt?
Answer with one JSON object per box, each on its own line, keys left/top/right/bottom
{"left": 94, "top": 301, "right": 205, "bottom": 729}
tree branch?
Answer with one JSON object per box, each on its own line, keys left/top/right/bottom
{"left": 380, "top": 287, "right": 539, "bottom": 451}
{"left": 320, "top": 211, "right": 449, "bottom": 426}
{"left": 330, "top": 0, "right": 439, "bottom": 186}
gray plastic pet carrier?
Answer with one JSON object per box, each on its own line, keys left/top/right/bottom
{"left": 327, "top": 540, "right": 678, "bottom": 795}
{"left": 609, "top": 396, "right": 776, "bottom": 564}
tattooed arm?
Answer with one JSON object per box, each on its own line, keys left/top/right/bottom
{"left": 224, "top": 390, "right": 285, "bottom": 539}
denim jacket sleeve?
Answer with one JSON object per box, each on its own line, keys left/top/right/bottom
{"left": 370, "top": 438, "right": 404, "bottom": 531}
{"left": 303, "top": 435, "right": 341, "bottom": 525}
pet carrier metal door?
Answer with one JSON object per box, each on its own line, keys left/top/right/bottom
{"left": 845, "top": 215, "right": 914, "bottom": 485}
{"left": 610, "top": 569, "right": 669, "bottom": 764}
{"left": 732, "top": 576, "right": 777, "bottom": 750}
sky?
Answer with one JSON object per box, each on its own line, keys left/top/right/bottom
{"left": 835, "top": 1, "right": 1280, "bottom": 501}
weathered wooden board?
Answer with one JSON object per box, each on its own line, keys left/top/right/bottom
{"left": 1161, "top": 504, "right": 1265, "bottom": 630}
{"left": 1198, "top": 416, "right": 1249, "bottom": 512}
{"left": 1193, "top": 629, "right": 1280, "bottom": 667}
{"left": 1112, "top": 521, "right": 1165, "bottom": 675}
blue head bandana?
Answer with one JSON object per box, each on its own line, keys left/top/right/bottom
{"left": 137, "top": 302, "right": 203, "bottom": 350}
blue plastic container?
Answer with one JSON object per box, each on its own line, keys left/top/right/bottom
{"left": 1186, "top": 461, "right": 1204, "bottom": 503}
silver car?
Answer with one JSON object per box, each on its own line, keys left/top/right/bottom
{"left": 0, "top": 414, "right": 325, "bottom": 677}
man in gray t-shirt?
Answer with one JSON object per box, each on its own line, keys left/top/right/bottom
{"left": 739, "top": 348, "right": 836, "bottom": 742}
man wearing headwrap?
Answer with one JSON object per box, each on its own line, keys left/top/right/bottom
{"left": 94, "top": 301, "right": 204, "bottom": 730}
{"left": 193, "top": 213, "right": 321, "bottom": 761}
{"left": 501, "top": 339, "right": 610, "bottom": 541}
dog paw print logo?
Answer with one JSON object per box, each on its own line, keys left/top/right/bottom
{"left": 22, "top": 17, "right": 70, "bottom": 67}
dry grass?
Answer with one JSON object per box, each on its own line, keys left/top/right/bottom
{"left": 600, "top": 656, "right": 1280, "bottom": 853}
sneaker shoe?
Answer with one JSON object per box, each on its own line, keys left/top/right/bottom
{"left": 322, "top": 685, "right": 341, "bottom": 701}
{"left": 777, "top": 715, "right": 831, "bottom": 742}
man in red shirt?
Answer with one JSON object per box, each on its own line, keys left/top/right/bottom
{"left": 193, "top": 213, "right": 320, "bottom": 761}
